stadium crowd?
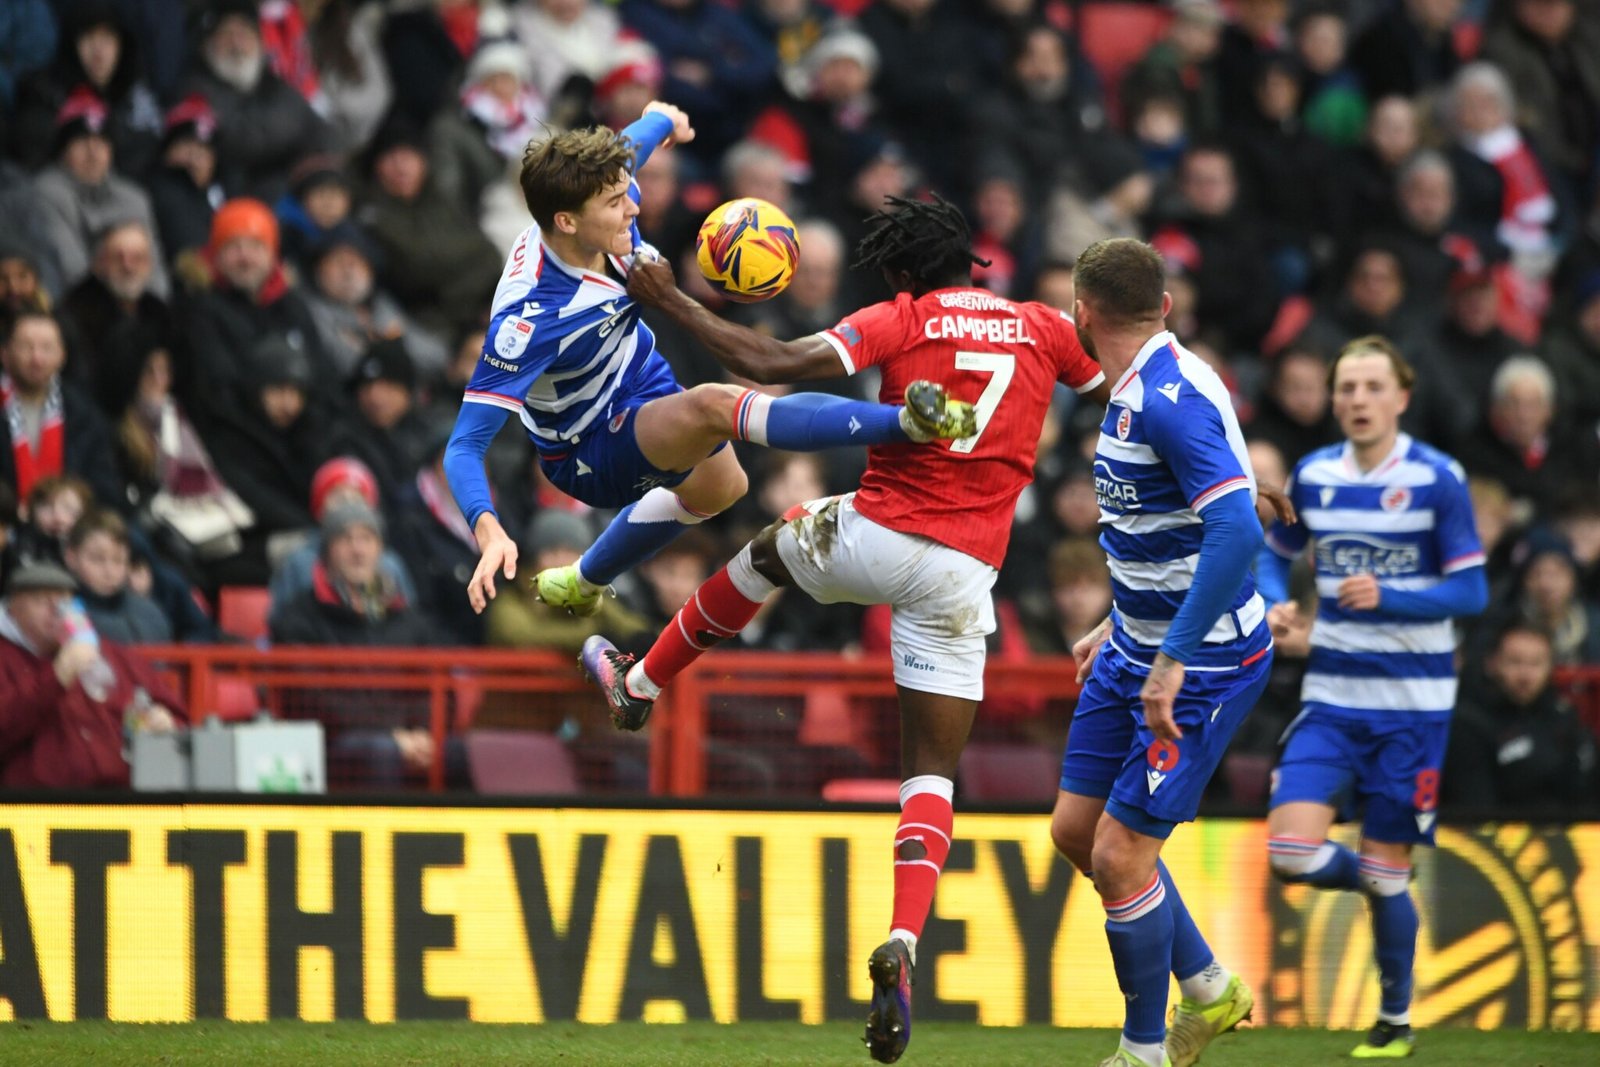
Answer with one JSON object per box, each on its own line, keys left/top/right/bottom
{"left": 0, "top": 0, "right": 1596, "bottom": 807}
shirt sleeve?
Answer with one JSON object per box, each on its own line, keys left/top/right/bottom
{"left": 1434, "top": 459, "right": 1486, "bottom": 574}
{"left": 1048, "top": 310, "right": 1106, "bottom": 394}
{"left": 462, "top": 302, "right": 561, "bottom": 415}
{"left": 1141, "top": 387, "right": 1253, "bottom": 513}
{"left": 816, "top": 298, "right": 910, "bottom": 375}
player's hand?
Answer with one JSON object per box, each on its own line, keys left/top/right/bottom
{"left": 468, "top": 516, "right": 518, "bottom": 614}
{"left": 1072, "top": 616, "right": 1112, "bottom": 684}
{"left": 626, "top": 251, "right": 678, "bottom": 307}
{"left": 1337, "top": 574, "right": 1382, "bottom": 612}
{"left": 1260, "top": 483, "right": 1297, "bottom": 526}
{"left": 1267, "top": 601, "right": 1312, "bottom": 657}
{"left": 642, "top": 101, "right": 695, "bottom": 146}
{"left": 1140, "top": 654, "right": 1186, "bottom": 741}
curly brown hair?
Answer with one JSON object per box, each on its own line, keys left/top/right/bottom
{"left": 518, "top": 127, "right": 638, "bottom": 232}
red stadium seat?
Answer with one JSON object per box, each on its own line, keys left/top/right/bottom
{"left": 1077, "top": 2, "right": 1173, "bottom": 89}
{"left": 465, "top": 730, "right": 580, "bottom": 795}
{"left": 208, "top": 677, "right": 261, "bottom": 721}
{"left": 821, "top": 778, "right": 902, "bottom": 804}
{"left": 217, "top": 586, "right": 272, "bottom": 642}
{"left": 958, "top": 743, "right": 1061, "bottom": 803}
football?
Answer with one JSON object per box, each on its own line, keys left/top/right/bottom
{"left": 695, "top": 197, "right": 801, "bottom": 303}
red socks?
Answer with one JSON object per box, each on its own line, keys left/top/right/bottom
{"left": 639, "top": 565, "right": 764, "bottom": 688}
{"left": 890, "top": 780, "right": 955, "bottom": 940}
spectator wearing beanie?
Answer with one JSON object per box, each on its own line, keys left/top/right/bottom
{"left": 356, "top": 115, "right": 500, "bottom": 340}
{"left": 181, "top": 0, "right": 332, "bottom": 202}
{"left": 429, "top": 40, "right": 545, "bottom": 222}
{"left": 301, "top": 221, "right": 449, "bottom": 381}
{"left": 198, "top": 335, "right": 329, "bottom": 585}
{"left": 592, "top": 35, "right": 663, "bottom": 131}
{"left": 269, "top": 498, "right": 463, "bottom": 790}
{"left": 11, "top": 0, "right": 164, "bottom": 176}
{"left": 328, "top": 339, "right": 434, "bottom": 502}
{"left": 268, "top": 455, "right": 418, "bottom": 626}
{"left": 146, "top": 94, "right": 224, "bottom": 275}
{"left": 275, "top": 153, "right": 356, "bottom": 272}
{"left": 184, "top": 196, "right": 340, "bottom": 419}
{"left": 33, "top": 87, "right": 170, "bottom": 298}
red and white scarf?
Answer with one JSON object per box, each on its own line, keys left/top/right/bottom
{"left": 416, "top": 466, "right": 477, "bottom": 549}
{"left": 461, "top": 83, "right": 547, "bottom": 160}
{"left": 1467, "top": 126, "right": 1556, "bottom": 254}
{"left": 1, "top": 373, "right": 63, "bottom": 502}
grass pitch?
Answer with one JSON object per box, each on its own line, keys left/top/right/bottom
{"left": 0, "top": 1022, "right": 1593, "bottom": 1066}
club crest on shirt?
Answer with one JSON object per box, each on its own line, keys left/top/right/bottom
{"left": 1380, "top": 486, "right": 1412, "bottom": 512}
{"left": 609, "top": 411, "right": 628, "bottom": 433}
{"left": 1116, "top": 408, "right": 1131, "bottom": 440}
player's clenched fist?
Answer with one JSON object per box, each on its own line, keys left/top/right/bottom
{"left": 1336, "top": 573, "right": 1382, "bottom": 611}
{"left": 642, "top": 101, "right": 695, "bottom": 146}
{"left": 626, "top": 252, "right": 678, "bottom": 308}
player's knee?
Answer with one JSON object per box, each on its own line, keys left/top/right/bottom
{"left": 1267, "top": 848, "right": 1316, "bottom": 883}
{"left": 748, "top": 522, "right": 792, "bottom": 587}
{"left": 1049, "top": 815, "right": 1093, "bottom": 873}
{"left": 685, "top": 383, "right": 743, "bottom": 437}
{"left": 1088, "top": 835, "right": 1141, "bottom": 892}
{"left": 702, "top": 459, "right": 748, "bottom": 513}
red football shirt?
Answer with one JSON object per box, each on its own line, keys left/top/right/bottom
{"left": 818, "top": 288, "right": 1104, "bottom": 568}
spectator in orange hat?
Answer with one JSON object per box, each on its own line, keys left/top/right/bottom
{"left": 183, "top": 196, "right": 340, "bottom": 419}
{"left": 147, "top": 93, "right": 224, "bottom": 271}
{"left": 32, "top": 86, "right": 170, "bottom": 296}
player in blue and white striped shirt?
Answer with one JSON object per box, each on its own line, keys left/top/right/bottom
{"left": 1258, "top": 336, "right": 1488, "bottom": 1059}
{"left": 442, "top": 103, "right": 972, "bottom": 617}
{"left": 1052, "top": 239, "right": 1272, "bottom": 1067}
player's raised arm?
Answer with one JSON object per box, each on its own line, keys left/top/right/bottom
{"left": 625, "top": 252, "right": 846, "bottom": 383}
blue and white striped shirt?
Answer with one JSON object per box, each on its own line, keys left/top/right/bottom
{"left": 1095, "top": 331, "right": 1266, "bottom": 671}
{"left": 1266, "top": 434, "right": 1485, "bottom": 719}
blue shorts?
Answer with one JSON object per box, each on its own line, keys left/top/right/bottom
{"left": 1060, "top": 640, "right": 1272, "bottom": 838}
{"left": 539, "top": 354, "right": 721, "bottom": 508}
{"left": 1269, "top": 709, "right": 1448, "bottom": 845}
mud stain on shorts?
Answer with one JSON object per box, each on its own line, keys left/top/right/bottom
{"left": 792, "top": 497, "right": 841, "bottom": 570}
{"left": 936, "top": 569, "right": 982, "bottom": 635}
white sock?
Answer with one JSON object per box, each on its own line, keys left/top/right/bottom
{"left": 1178, "top": 960, "right": 1231, "bottom": 1004}
{"left": 572, "top": 560, "right": 601, "bottom": 596}
{"left": 1118, "top": 1037, "right": 1166, "bottom": 1067}
{"left": 888, "top": 928, "right": 918, "bottom": 966}
{"left": 1378, "top": 1009, "right": 1410, "bottom": 1027}
{"left": 624, "top": 662, "right": 661, "bottom": 700}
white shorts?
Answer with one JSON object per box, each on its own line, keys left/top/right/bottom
{"left": 775, "top": 493, "right": 998, "bottom": 700}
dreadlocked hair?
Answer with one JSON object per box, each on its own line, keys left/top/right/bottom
{"left": 850, "top": 194, "right": 989, "bottom": 291}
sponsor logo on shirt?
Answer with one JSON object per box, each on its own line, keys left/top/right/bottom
{"left": 1315, "top": 533, "right": 1422, "bottom": 577}
{"left": 837, "top": 323, "right": 862, "bottom": 347}
{"left": 1093, "top": 459, "right": 1141, "bottom": 511}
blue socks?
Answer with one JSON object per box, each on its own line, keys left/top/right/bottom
{"left": 578, "top": 488, "right": 708, "bottom": 586}
{"left": 1359, "top": 856, "right": 1417, "bottom": 1022}
{"left": 1103, "top": 872, "right": 1173, "bottom": 1046}
{"left": 734, "top": 390, "right": 909, "bottom": 449}
{"left": 1158, "top": 859, "right": 1213, "bottom": 983}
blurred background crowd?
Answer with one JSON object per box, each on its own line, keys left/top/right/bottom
{"left": 0, "top": 0, "right": 1596, "bottom": 809}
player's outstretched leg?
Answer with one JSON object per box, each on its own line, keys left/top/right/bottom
{"left": 538, "top": 383, "right": 973, "bottom": 615}
{"left": 1351, "top": 850, "right": 1418, "bottom": 1059}
{"left": 580, "top": 507, "right": 800, "bottom": 725}
{"left": 1094, "top": 816, "right": 1176, "bottom": 1067}
{"left": 1159, "top": 859, "right": 1253, "bottom": 1067}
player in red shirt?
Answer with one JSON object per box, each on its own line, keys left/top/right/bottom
{"left": 581, "top": 196, "right": 1112, "bottom": 1063}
